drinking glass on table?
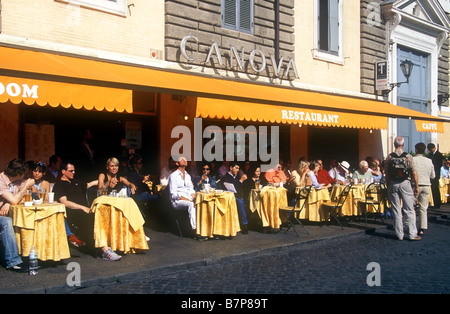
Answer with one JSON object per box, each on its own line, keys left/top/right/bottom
{"left": 24, "top": 189, "right": 32, "bottom": 202}
{"left": 38, "top": 188, "right": 45, "bottom": 200}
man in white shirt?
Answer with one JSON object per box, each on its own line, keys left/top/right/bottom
{"left": 168, "top": 156, "right": 197, "bottom": 230}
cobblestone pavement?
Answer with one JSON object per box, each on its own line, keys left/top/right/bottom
{"left": 69, "top": 220, "right": 450, "bottom": 295}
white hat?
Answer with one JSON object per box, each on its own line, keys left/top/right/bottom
{"left": 338, "top": 161, "right": 350, "bottom": 173}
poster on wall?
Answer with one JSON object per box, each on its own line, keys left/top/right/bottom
{"left": 25, "top": 124, "right": 55, "bottom": 164}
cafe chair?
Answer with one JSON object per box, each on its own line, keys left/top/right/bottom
{"left": 85, "top": 186, "right": 98, "bottom": 207}
{"left": 279, "top": 185, "right": 312, "bottom": 237}
{"left": 161, "top": 187, "right": 184, "bottom": 237}
{"left": 358, "top": 182, "right": 383, "bottom": 226}
{"left": 322, "top": 184, "right": 352, "bottom": 230}
{"left": 380, "top": 182, "right": 393, "bottom": 220}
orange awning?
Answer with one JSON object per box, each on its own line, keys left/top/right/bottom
{"left": 0, "top": 45, "right": 446, "bottom": 126}
{"left": 196, "top": 97, "right": 388, "bottom": 129}
{"left": 415, "top": 120, "right": 445, "bottom": 133}
{"left": 0, "top": 75, "right": 132, "bottom": 113}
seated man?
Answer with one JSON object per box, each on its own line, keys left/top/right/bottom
{"left": 0, "top": 159, "right": 35, "bottom": 272}
{"left": 352, "top": 160, "right": 373, "bottom": 182}
{"left": 219, "top": 161, "right": 249, "bottom": 234}
{"left": 168, "top": 156, "right": 197, "bottom": 232}
{"left": 53, "top": 161, "right": 121, "bottom": 261}
{"left": 264, "top": 163, "right": 287, "bottom": 185}
{"left": 193, "top": 162, "right": 217, "bottom": 192}
{"left": 316, "top": 159, "right": 336, "bottom": 186}
{"left": 128, "top": 155, "right": 157, "bottom": 203}
{"left": 329, "top": 161, "right": 350, "bottom": 184}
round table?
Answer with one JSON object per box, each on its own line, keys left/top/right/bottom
{"left": 249, "top": 187, "right": 287, "bottom": 228}
{"left": 10, "top": 202, "right": 70, "bottom": 261}
{"left": 195, "top": 191, "right": 240, "bottom": 238}
{"left": 90, "top": 196, "right": 149, "bottom": 253}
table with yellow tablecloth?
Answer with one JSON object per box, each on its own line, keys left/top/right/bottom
{"left": 249, "top": 187, "right": 287, "bottom": 228}
{"left": 294, "top": 187, "right": 331, "bottom": 222}
{"left": 330, "top": 184, "right": 367, "bottom": 216}
{"left": 195, "top": 191, "right": 240, "bottom": 238}
{"left": 10, "top": 202, "right": 70, "bottom": 261}
{"left": 90, "top": 196, "right": 149, "bottom": 253}
{"left": 439, "top": 178, "right": 450, "bottom": 204}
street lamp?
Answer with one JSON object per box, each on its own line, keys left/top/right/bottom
{"left": 383, "top": 59, "right": 414, "bottom": 95}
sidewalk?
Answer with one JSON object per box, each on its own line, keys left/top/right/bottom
{"left": 2, "top": 204, "right": 449, "bottom": 294}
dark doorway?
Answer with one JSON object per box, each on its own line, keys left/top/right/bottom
{"left": 308, "top": 126, "right": 359, "bottom": 172}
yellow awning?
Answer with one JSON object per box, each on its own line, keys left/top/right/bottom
{"left": 0, "top": 46, "right": 445, "bottom": 126}
{"left": 0, "top": 75, "right": 132, "bottom": 113}
{"left": 415, "top": 120, "right": 445, "bottom": 133}
{"left": 196, "top": 97, "right": 388, "bottom": 129}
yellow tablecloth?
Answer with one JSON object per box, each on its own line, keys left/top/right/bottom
{"left": 90, "top": 196, "right": 149, "bottom": 253}
{"left": 11, "top": 202, "right": 70, "bottom": 261}
{"left": 295, "top": 187, "right": 331, "bottom": 222}
{"left": 439, "top": 178, "right": 450, "bottom": 204}
{"left": 195, "top": 191, "right": 240, "bottom": 238}
{"left": 249, "top": 187, "right": 287, "bottom": 228}
{"left": 330, "top": 184, "right": 366, "bottom": 216}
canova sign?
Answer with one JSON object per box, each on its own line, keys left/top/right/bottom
{"left": 180, "top": 35, "right": 299, "bottom": 80}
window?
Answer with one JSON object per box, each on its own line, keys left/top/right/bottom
{"left": 57, "top": 0, "right": 127, "bottom": 16}
{"left": 314, "top": 0, "right": 343, "bottom": 63}
{"left": 222, "top": 0, "right": 253, "bottom": 34}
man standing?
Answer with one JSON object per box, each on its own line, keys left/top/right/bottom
{"left": 427, "top": 143, "right": 443, "bottom": 209}
{"left": 0, "top": 159, "right": 35, "bottom": 272}
{"left": 53, "top": 161, "right": 122, "bottom": 261}
{"left": 413, "top": 142, "right": 435, "bottom": 236}
{"left": 168, "top": 156, "right": 197, "bottom": 231}
{"left": 220, "top": 162, "right": 249, "bottom": 234}
{"left": 385, "top": 137, "right": 420, "bottom": 241}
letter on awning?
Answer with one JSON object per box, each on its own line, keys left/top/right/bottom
{"left": 0, "top": 75, "right": 132, "bottom": 113}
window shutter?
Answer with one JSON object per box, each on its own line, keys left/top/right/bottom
{"left": 223, "top": 0, "right": 237, "bottom": 28}
{"left": 239, "top": 0, "right": 252, "bottom": 32}
{"left": 329, "top": 0, "right": 339, "bottom": 54}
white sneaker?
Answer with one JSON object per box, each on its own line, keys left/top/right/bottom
{"left": 102, "top": 248, "right": 122, "bottom": 261}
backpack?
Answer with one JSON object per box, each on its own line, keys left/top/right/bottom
{"left": 388, "top": 152, "right": 410, "bottom": 181}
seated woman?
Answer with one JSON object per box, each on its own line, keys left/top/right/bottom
{"left": 243, "top": 164, "right": 268, "bottom": 199}
{"left": 193, "top": 162, "right": 217, "bottom": 192}
{"left": 31, "top": 162, "right": 51, "bottom": 202}
{"left": 309, "top": 161, "right": 331, "bottom": 189}
{"left": 288, "top": 161, "right": 311, "bottom": 189}
{"left": 98, "top": 157, "right": 136, "bottom": 195}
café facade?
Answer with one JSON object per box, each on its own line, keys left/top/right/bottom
{"left": 0, "top": 0, "right": 448, "bottom": 176}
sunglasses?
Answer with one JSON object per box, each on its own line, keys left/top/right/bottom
{"left": 203, "top": 168, "right": 210, "bottom": 171}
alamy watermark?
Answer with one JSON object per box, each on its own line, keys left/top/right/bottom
{"left": 171, "top": 118, "right": 279, "bottom": 172}
{"left": 366, "top": 262, "right": 381, "bottom": 287}
{"left": 367, "top": 2, "right": 382, "bottom": 27}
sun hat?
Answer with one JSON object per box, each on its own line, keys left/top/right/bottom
{"left": 338, "top": 161, "right": 350, "bottom": 173}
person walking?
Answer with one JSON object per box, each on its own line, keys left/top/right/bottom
{"left": 413, "top": 143, "right": 435, "bottom": 235}
{"left": 385, "top": 137, "right": 420, "bottom": 241}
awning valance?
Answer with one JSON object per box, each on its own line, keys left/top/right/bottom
{"left": 196, "top": 97, "right": 388, "bottom": 130}
{"left": 0, "top": 46, "right": 446, "bottom": 127}
{"left": 415, "top": 120, "right": 445, "bottom": 133}
{"left": 0, "top": 75, "right": 132, "bottom": 113}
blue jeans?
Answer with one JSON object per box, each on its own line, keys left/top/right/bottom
{"left": 0, "top": 216, "right": 23, "bottom": 268}
{"left": 235, "top": 197, "right": 248, "bottom": 226}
